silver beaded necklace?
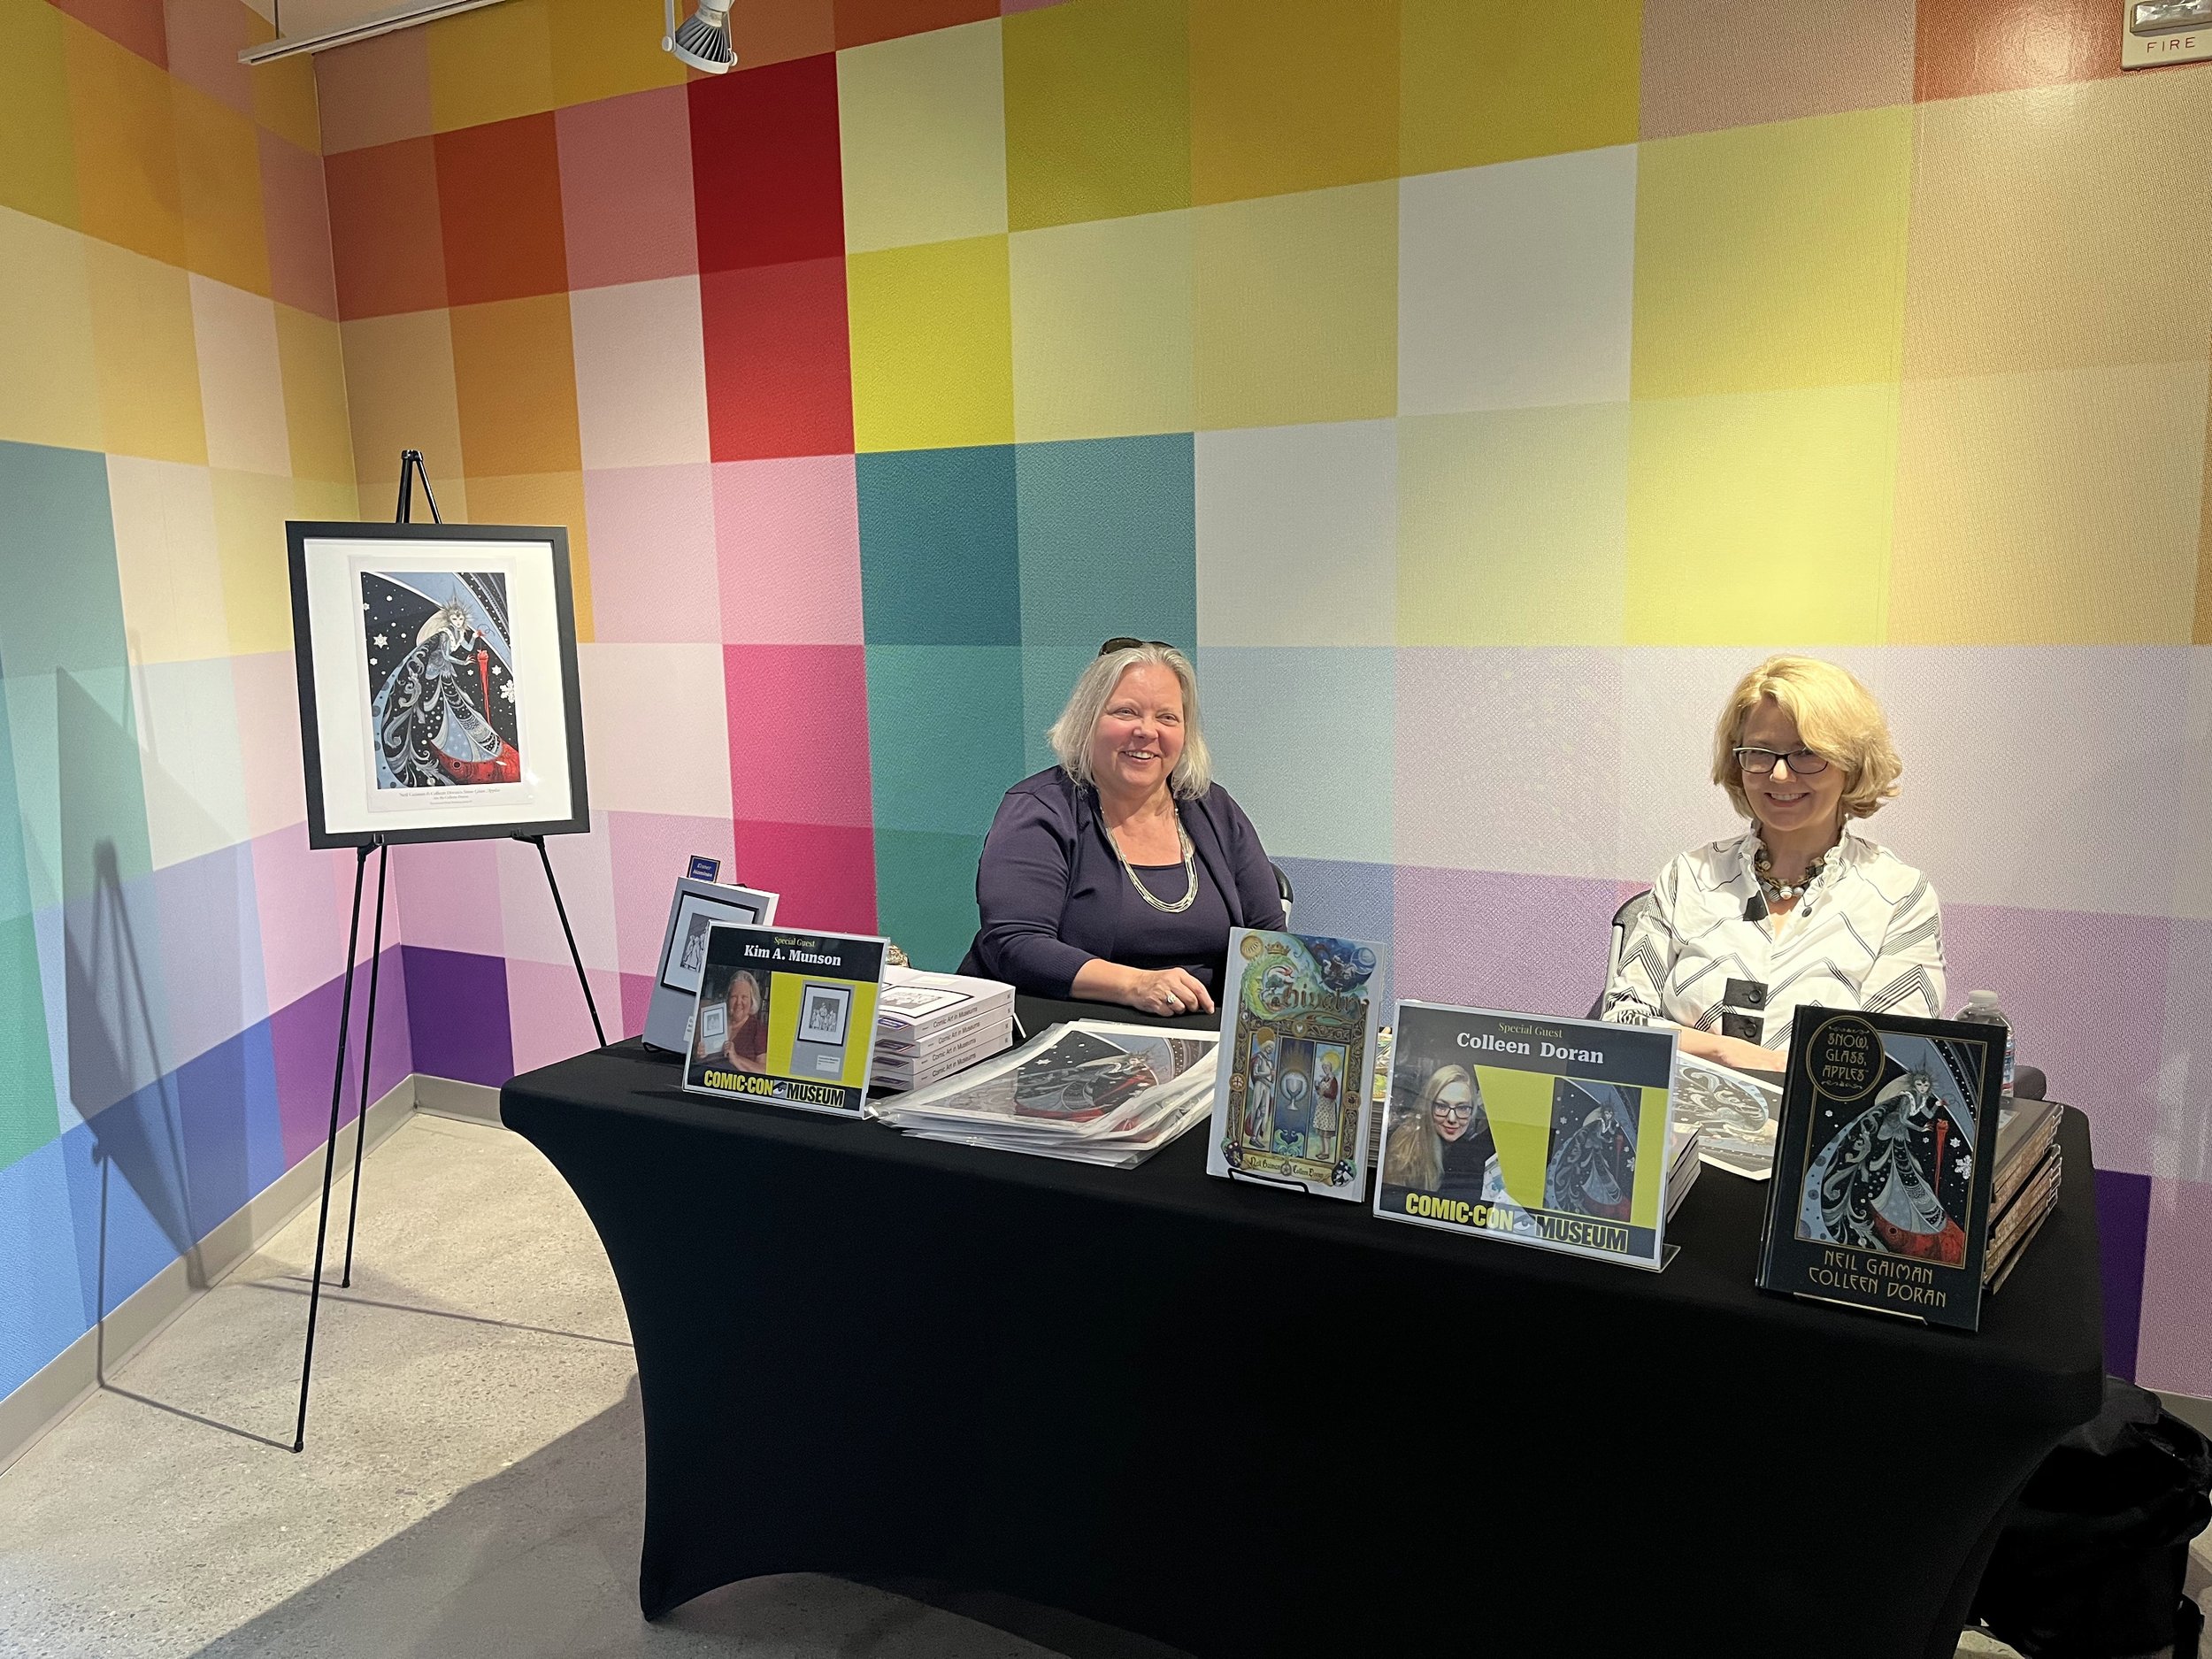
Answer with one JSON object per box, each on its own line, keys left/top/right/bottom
{"left": 1107, "top": 818, "right": 1199, "bottom": 914}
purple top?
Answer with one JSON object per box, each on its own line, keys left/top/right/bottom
{"left": 959, "top": 767, "right": 1287, "bottom": 999}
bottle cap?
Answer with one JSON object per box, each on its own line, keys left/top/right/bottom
{"left": 1966, "top": 989, "right": 1998, "bottom": 1005}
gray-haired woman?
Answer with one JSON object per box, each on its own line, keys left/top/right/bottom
{"left": 956, "top": 639, "right": 1286, "bottom": 1018}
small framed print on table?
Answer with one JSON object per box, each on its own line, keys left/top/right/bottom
{"left": 287, "top": 522, "right": 589, "bottom": 849}
{"left": 641, "top": 877, "right": 780, "bottom": 1054}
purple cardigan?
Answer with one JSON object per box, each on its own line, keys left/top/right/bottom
{"left": 959, "top": 767, "right": 1287, "bottom": 998}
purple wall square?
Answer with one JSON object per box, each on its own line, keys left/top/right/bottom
{"left": 401, "top": 945, "right": 513, "bottom": 1087}
{"left": 269, "top": 946, "right": 411, "bottom": 1169}
{"left": 1395, "top": 866, "right": 1640, "bottom": 1019}
{"left": 2094, "top": 1167, "right": 2152, "bottom": 1380}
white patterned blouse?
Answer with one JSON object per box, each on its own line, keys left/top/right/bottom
{"left": 1601, "top": 828, "right": 1947, "bottom": 1051}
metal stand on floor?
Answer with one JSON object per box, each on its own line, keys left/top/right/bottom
{"left": 289, "top": 449, "right": 604, "bottom": 1452}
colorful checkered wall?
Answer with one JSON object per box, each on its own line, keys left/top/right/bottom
{"left": 3, "top": 0, "right": 2209, "bottom": 1415}
{"left": 0, "top": 0, "right": 411, "bottom": 1409}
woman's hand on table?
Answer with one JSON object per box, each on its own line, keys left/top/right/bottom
{"left": 1072, "top": 960, "right": 1217, "bottom": 1018}
{"left": 1673, "top": 1027, "right": 1785, "bottom": 1071}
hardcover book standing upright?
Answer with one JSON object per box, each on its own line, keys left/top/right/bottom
{"left": 1757, "top": 1008, "right": 2006, "bottom": 1332}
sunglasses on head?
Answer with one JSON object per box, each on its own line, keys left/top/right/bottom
{"left": 1098, "top": 637, "right": 1177, "bottom": 656}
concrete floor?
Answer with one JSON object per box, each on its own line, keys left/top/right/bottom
{"left": 0, "top": 1110, "right": 2196, "bottom": 1659}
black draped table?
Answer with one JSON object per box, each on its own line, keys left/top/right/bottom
{"left": 502, "top": 1032, "right": 2105, "bottom": 1659}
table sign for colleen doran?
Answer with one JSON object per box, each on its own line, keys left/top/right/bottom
{"left": 1374, "top": 1005, "right": 1677, "bottom": 1271}
{"left": 1206, "top": 928, "right": 1387, "bottom": 1201}
{"left": 682, "top": 923, "right": 887, "bottom": 1116}
{"left": 1756, "top": 1008, "right": 2003, "bottom": 1332}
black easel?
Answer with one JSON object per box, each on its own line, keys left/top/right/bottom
{"left": 291, "top": 449, "right": 603, "bottom": 1452}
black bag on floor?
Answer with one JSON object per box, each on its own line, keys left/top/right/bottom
{"left": 1972, "top": 1377, "right": 2212, "bottom": 1658}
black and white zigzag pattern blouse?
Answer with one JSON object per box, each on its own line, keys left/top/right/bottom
{"left": 1601, "top": 828, "right": 1947, "bottom": 1051}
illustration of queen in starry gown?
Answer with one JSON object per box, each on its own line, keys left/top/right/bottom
{"left": 1801, "top": 1065, "right": 1970, "bottom": 1265}
{"left": 365, "top": 572, "right": 521, "bottom": 791}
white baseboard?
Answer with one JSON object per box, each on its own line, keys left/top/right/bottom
{"left": 0, "top": 1076, "right": 430, "bottom": 1477}
{"left": 411, "top": 1074, "right": 503, "bottom": 1125}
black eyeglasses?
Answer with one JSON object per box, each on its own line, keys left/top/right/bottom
{"left": 1733, "top": 745, "right": 1830, "bottom": 776}
{"left": 1432, "top": 1101, "right": 1476, "bottom": 1121}
{"left": 1099, "top": 637, "right": 1176, "bottom": 656}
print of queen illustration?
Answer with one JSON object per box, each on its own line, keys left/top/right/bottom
{"left": 363, "top": 571, "right": 522, "bottom": 791}
{"left": 1799, "top": 1048, "right": 1974, "bottom": 1266}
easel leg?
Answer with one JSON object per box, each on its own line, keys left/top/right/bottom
{"left": 294, "top": 843, "right": 372, "bottom": 1453}
{"left": 522, "top": 833, "right": 606, "bottom": 1050}
{"left": 339, "top": 841, "right": 388, "bottom": 1290}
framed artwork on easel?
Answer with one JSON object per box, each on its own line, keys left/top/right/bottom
{"left": 287, "top": 521, "right": 590, "bottom": 849}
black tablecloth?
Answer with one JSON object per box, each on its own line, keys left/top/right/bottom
{"left": 503, "top": 1043, "right": 2105, "bottom": 1659}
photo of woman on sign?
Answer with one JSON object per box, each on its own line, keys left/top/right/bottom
{"left": 694, "top": 967, "right": 770, "bottom": 1074}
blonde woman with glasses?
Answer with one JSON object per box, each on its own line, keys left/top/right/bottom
{"left": 958, "top": 638, "right": 1286, "bottom": 1018}
{"left": 1601, "top": 656, "right": 1945, "bottom": 1070}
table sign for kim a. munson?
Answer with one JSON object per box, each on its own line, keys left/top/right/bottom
{"left": 682, "top": 923, "right": 887, "bottom": 1117}
{"left": 1756, "top": 1007, "right": 2004, "bottom": 1332}
{"left": 1373, "top": 1004, "right": 1678, "bottom": 1271}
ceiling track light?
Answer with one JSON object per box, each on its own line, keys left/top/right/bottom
{"left": 664, "top": 0, "right": 736, "bottom": 73}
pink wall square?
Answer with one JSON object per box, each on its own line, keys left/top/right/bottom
{"left": 507, "top": 956, "right": 622, "bottom": 1075}
{"left": 557, "top": 84, "right": 699, "bottom": 291}
{"left": 2136, "top": 1178, "right": 2212, "bottom": 1398}
{"left": 725, "top": 643, "right": 873, "bottom": 827}
{"left": 495, "top": 816, "right": 619, "bottom": 972}
{"left": 391, "top": 836, "right": 507, "bottom": 957}
{"left": 155, "top": 841, "right": 270, "bottom": 1071}
{"left": 605, "top": 809, "right": 740, "bottom": 976}
{"left": 260, "top": 128, "right": 339, "bottom": 322}
{"left": 620, "top": 971, "right": 655, "bottom": 1038}
{"left": 713, "top": 454, "right": 863, "bottom": 644}
{"left": 571, "top": 277, "right": 710, "bottom": 470}
{"left": 732, "top": 818, "right": 878, "bottom": 935}
{"left": 1394, "top": 866, "right": 1640, "bottom": 1019}
{"left": 165, "top": 0, "right": 255, "bottom": 116}
{"left": 314, "top": 27, "right": 433, "bottom": 154}
{"left": 231, "top": 651, "right": 308, "bottom": 841}
{"left": 580, "top": 644, "right": 733, "bottom": 818}
{"left": 586, "top": 463, "right": 722, "bottom": 644}
{"left": 252, "top": 826, "right": 391, "bottom": 1011}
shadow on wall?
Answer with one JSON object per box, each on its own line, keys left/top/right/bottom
{"left": 188, "top": 1379, "right": 1189, "bottom": 1659}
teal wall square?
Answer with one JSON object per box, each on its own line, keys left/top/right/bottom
{"left": 1197, "top": 645, "right": 1394, "bottom": 865}
{"left": 1014, "top": 434, "right": 1197, "bottom": 649}
{"left": 0, "top": 442, "right": 128, "bottom": 684}
{"left": 873, "top": 828, "right": 985, "bottom": 974}
{"left": 0, "top": 675, "right": 58, "bottom": 1172}
{"left": 1019, "top": 643, "right": 1096, "bottom": 776}
{"left": 864, "top": 645, "right": 1026, "bottom": 838}
{"left": 856, "top": 447, "right": 1021, "bottom": 646}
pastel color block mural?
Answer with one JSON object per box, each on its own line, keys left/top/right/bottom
{"left": 4, "top": 0, "right": 2212, "bottom": 1423}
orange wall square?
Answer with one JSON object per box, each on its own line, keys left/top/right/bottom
{"left": 835, "top": 0, "right": 996, "bottom": 50}
{"left": 435, "top": 113, "right": 569, "bottom": 307}
{"left": 50, "top": 0, "right": 165, "bottom": 66}
{"left": 316, "top": 28, "right": 434, "bottom": 154}
{"left": 175, "top": 82, "right": 269, "bottom": 296}
{"left": 1916, "top": 0, "right": 2121, "bottom": 100}
{"left": 450, "top": 293, "right": 583, "bottom": 478}
{"left": 326, "top": 136, "right": 449, "bottom": 319}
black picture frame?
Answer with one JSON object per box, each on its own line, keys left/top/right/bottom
{"left": 287, "top": 520, "right": 591, "bottom": 849}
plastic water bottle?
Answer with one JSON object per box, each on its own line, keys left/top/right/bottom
{"left": 1960, "top": 990, "right": 2016, "bottom": 1096}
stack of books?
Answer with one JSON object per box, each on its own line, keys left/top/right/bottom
{"left": 868, "top": 1021, "right": 1220, "bottom": 1169}
{"left": 1985, "top": 1097, "right": 2065, "bottom": 1294}
{"left": 871, "top": 967, "right": 1014, "bottom": 1093}
{"left": 1665, "top": 1121, "right": 1703, "bottom": 1221}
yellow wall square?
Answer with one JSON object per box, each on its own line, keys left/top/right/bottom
{"left": 450, "top": 294, "right": 582, "bottom": 477}
{"left": 1010, "top": 210, "right": 1192, "bottom": 443}
{"left": 107, "top": 456, "right": 230, "bottom": 664}
{"left": 341, "top": 309, "right": 462, "bottom": 488}
{"left": 1892, "top": 363, "right": 2208, "bottom": 645}
{"left": 465, "top": 470, "right": 595, "bottom": 641}
{"left": 0, "top": 0, "right": 79, "bottom": 228}
{"left": 848, "top": 234, "right": 1015, "bottom": 453}
{"left": 1397, "top": 404, "right": 1630, "bottom": 646}
{"left": 1401, "top": 0, "right": 1640, "bottom": 176}
{"left": 1192, "top": 182, "right": 1395, "bottom": 431}
{"left": 1004, "top": 0, "right": 1189, "bottom": 230}
{"left": 67, "top": 23, "right": 184, "bottom": 266}
{"left": 839, "top": 20, "right": 1008, "bottom": 254}
{"left": 0, "top": 209, "right": 103, "bottom": 452}
{"left": 86, "top": 239, "right": 208, "bottom": 466}
{"left": 250, "top": 50, "right": 322, "bottom": 154}
{"left": 1905, "top": 76, "right": 2212, "bottom": 382}
{"left": 547, "top": 0, "right": 685, "bottom": 109}
{"left": 428, "top": 0, "right": 555, "bottom": 132}
{"left": 211, "top": 468, "right": 296, "bottom": 655}
{"left": 190, "top": 275, "right": 289, "bottom": 475}
{"left": 175, "top": 83, "right": 270, "bottom": 297}
{"left": 1190, "top": 0, "right": 1396, "bottom": 204}
{"left": 1632, "top": 107, "right": 1911, "bottom": 400}
{"left": 1625, "top": 383, "right": 1898, "bottom": 645}
{"left": 276, "top": 303, "right": 357, "bottom": 485}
